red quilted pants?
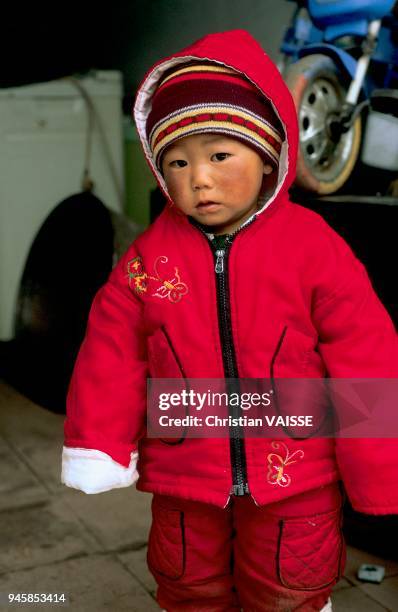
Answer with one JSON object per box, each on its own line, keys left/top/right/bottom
{"left": 147, "top": 483, "right": 345, "bottom": 611}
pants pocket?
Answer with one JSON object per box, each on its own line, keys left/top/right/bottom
{"left": 277, "top": 507, "right": 344, "bottom": 591}
{"left": 147, "top": 497, "right": 185, "bottom": 580}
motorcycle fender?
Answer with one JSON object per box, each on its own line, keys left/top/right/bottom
{"left": 298, "top": 44, "right": 366, "bottom": 95}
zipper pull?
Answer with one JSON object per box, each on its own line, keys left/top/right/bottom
{"left": 215, "top": 249, "right": 225, "bottom": 274}
{"left": 231, "top": 483, "right": 250, "bottom": 496}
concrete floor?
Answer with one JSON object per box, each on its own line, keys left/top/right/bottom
{"left": 0, "top": 381, "right": 397, "bottom": 611}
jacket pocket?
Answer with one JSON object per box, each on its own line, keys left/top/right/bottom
{"left": 277, "top": 508, "right": 344, "bottom": 591}
{"left": 147, "top": 326, "right": 188, "bottom": 445}
{"left": 147, "top": 325, "right": 186, "bottom": 379}
{"left": 147, "top": 499, "right": 185, "bottom": 580}
{"left": 270, "top": 325, "right": 325, "bottom": 378}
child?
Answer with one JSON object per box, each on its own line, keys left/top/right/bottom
{"left": 61, "top": 30, "right": 398, "bottom": 611}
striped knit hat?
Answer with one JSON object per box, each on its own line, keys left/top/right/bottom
{"left": 146, "top": 61, "right": 285, "bottom": 171}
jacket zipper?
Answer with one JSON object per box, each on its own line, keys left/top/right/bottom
{"left": 199, "top": 218, "right": 256, "bottom": 496}
{"left": 191, "top": 217, "right": 256, "bottom": 496}
{"left": 214, "top": 240, "right": 249, "bottom": 496}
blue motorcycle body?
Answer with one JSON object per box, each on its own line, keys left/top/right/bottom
{"left": 281, "top": 0, "right": 398, "bottom": 194}
{"left": 281, "top": 0, "right": 398, "bottom": 90}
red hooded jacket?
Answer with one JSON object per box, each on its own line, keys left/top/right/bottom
{"left": 62, "top": 30, "right": 398, "bottom": 513}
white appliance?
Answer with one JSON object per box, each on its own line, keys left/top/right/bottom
{"left": 0, "top": 70, "right": 124, "bottom": 339}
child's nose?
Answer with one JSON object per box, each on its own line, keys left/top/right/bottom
{"left": 191, "top": 164, "right": 213, "bottom": 191}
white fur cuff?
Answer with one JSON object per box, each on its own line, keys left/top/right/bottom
{"left": 61, "top": 446, "right": 139, "bottom": 494}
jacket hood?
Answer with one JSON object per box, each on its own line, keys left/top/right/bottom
{"left": 133, "top": 29, "right": 298, "bottom": 217}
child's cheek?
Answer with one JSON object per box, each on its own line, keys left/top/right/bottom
{"left": 220, "top": 165, "right": 260, "bottom": 200}
{"left": 166, "top": 178, "right": 178, "bottom": 202}
{"left": 165, "top": 176, "right": 182, "bottom": 204}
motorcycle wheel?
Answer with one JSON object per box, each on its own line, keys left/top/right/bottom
{"left": 285, "top": 54, "right": 362, "bottom": 195}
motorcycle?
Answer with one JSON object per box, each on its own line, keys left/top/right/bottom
{"left": 280, "top": 0, "right": 398, "bottom": 195}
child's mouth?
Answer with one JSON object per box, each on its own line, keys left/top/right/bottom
{"left": 196, "top": 201, "right": 221, "bottom": 211}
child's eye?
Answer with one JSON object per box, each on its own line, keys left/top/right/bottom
{"left": 211, "top": 152, "right": 231, "bottom": 162}
{"left": 169, "top": 159, "right": 188, "bottom": 168}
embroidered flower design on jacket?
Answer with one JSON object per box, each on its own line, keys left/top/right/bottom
{"left": 266, "top": 441, "right": 304, "bottom": 488}
{"left": 127, "top": 255, "right": 188, "bottom": 303}
{"left": 126, "top": 257, "right": 148, "bottom": 294}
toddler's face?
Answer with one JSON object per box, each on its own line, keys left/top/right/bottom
{"left": 161, "top": 133, "right": 274, "bottom": 235}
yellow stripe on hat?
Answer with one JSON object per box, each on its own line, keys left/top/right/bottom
{"left": 153, "top": 121, "right": 280, "bottom": 164}
{"left": 150, "top": 105, "right": 283, "bottom": 149}
{"left": 160, "top": 64, "right": 238, "bottom": 86}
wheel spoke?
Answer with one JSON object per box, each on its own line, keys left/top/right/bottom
{"left": 310, "top": 82, "right": 330, "bottom": 112}
{"left": 300, "top": 105, "right": 326, "bottom": 133}
{"left": 302, "top": 79, "right": 341, "bottom": 119}
{"left": 307, "top": 138, "right": 329, "bottom": 164}
{"left": 301, "top": 125, "right": 326, "bottom": 143}
{"left": 302, "top": 133, "right": 330, "bottom": 165}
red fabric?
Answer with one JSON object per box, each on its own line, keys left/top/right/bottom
{"left": 64, "top": 29, "right": 398, "bottom": 514}
{"left": 148, "top": 484, "right": 344, "bottom": 611}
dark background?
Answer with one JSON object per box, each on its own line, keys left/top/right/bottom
{"left": 1, "top": 1, "right": 294, "bottom": 93}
